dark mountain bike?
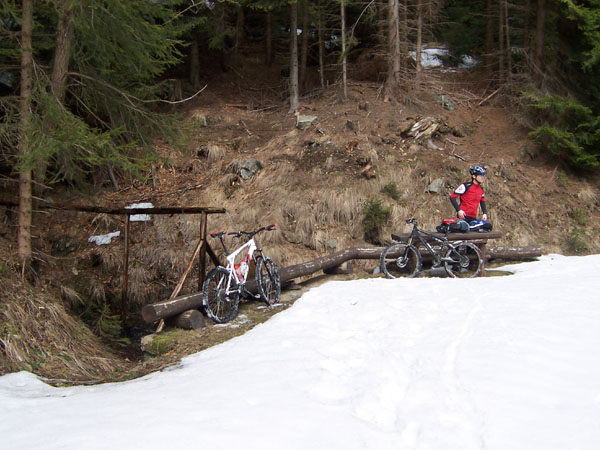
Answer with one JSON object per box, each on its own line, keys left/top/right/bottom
{"left": 202, "top": 225, "right": 281, "bottom": 323}
{"left": 380, "top": 218, "right": 483, "bottom": 279}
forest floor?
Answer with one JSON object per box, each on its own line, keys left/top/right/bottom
{"left": 2, "top": 58, "right": 600, "bottom": 384}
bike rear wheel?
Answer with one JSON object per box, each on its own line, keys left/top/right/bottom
{"left": 380, "top": 242, "right": 422, "bottom": 278}
{"left": 202, "top": 266, "right": 240, "bottom": 323}
{"left": 444, "top": 242, "right": 483, "bottom": 278}
{"left": 255, "top": 256, "right": 281, "bottom": 305}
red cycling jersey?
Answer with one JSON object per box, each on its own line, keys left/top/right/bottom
{"left": 450, "top": 182, "right": 486, "bottom": 218}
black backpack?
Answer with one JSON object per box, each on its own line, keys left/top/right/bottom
{"left": 436, "top": 218, "right": 469, "bottom": 234}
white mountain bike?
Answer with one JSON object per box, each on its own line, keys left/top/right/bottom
{"left": 202, "top": 224, "right": 281, "bottom": 323}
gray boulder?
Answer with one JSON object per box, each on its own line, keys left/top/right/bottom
{"left": 233, "top": 158, "right": 264, "bottom": 180}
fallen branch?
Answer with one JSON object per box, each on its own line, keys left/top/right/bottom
{"left": 477, "top": 87, "right": 501, "bottom": 107}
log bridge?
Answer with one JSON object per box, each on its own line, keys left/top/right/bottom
{"left": 142, "top": 230, "right": 542, "bottom": 328}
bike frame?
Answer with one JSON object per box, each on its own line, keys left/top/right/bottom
{"left": 213, "top": 230, "right": 266, "bottom": 298}
{"left": 405, "top": 222, "right": 454, "bottom": 266}
{"left": 226, "top": 238, "right": 257, "bottom": 283}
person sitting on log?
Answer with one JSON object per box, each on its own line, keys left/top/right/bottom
{"left": 450, "top": 165, "right": 488, "bottom": 223}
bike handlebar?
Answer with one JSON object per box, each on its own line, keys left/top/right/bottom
{"left": 406, "top": 218, "right": 417, "bottom": 225}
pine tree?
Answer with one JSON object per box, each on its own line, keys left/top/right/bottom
{"left": 1, "top": 0, "right": 191, "bottom": 271}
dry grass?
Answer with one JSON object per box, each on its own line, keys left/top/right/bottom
{"left": 0, "top": 276, "right": 125, "bottom": 383}
{"left": 578, "top": 184, "right": 598, "bottom": 205}
{"left": 60, "top": 285, "right": 84, "bottom": 308}
{"left": 95, "top": 245, "right": 122, "bottom": 273}
{"left": 88, "top": 277, "right": 106, "bottom": 304}
{"left": 90, "top": 213, "right": 119, "bottom": 233}
{"left": 205, "top": 144, "right": 226, "bottom": 162}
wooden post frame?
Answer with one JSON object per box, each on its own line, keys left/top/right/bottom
{"left": 121, "top": 215, "right": 130, "bottom": 321}
{"left": 0, "top": 202, "right": 227, "bottom": 321}
{"left": 198, "top": 210, "right": 208, "bottom": 292}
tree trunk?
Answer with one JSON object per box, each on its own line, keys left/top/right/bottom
{"left": 51, "top": 2, "right": 73, "bottom": 103}
{"left": 485, "top": 0, "right": 494, "bottom": 78}
{"left": 505, "top": 0, "right": 511, "bottom": 79}
{"left": 266, "top": 10, "right": 273, "bottom": 66}
{"left": 340, "top": 0, "right": 348, "bottom": 101}
{"left": 236, "top": 5, "right": 245, "bottom": 47}
{"left": 384, "top": 0, "right": 400, "bottom": 101}
{"left": 498, "top": 0, "right": 505, "bottom": 82}
{"left": 534, "top": 0, "right": 545, "bottom": 75}
{"left": 523, "top": 0, "right": 532, "bottom": 72}
{"left": 233, "top": 5, "right": 245, "bottom": 70}
{"left": 18, "top": 0, "right": 34, "bottom": 270}
{"left": 415, "top": 0, "right": 423, "bottom": 83}
{"left": 34, "top": 0, "right": 74, "bottom": 198}
{"left": 190, "top": 33, "right": 201, "bottom": 89}
{"left": 317, "top": 0, "right": 325, "bottom": 89}
{"left": 377, "top": 0, "right": 386, "bottom": 47}
{"left": 300, "top": 0, "right": 309, "bottom": 92}
{"left": 289, "top": 3, "right": 300, "bottom": 113}
{"left": 400, "top": 0, "right": 408, "bottom": 72}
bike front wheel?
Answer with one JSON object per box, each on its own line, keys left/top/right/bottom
{"left": 255, "top": 256, "right": 281, "bottom": 305}
{"left": 202, "top": 266, "right": 240, "bottom": 323}
{"left": 380, "top": 242, "right": 422, "bottom": 278}
{"left": 444, "top": 242, "right": 483, "bottom": 278}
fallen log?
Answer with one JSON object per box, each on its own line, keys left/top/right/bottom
{"left": 141, "top": 244, "right": 541, "bottom": 324}
{"left": 141, "top": 247, "right": 384, "bottom": 323}
{"left": 165, "top": 309, "right": 205, "bottom": 330}
{"left": 486, "top": 246, "right": 542, "bottom": 261}
{"left": 410, "top": 245, "right": 542, "bottom": 264}
{"left": 142, "top": 292, "right": 206, "bottom": 323}
{"left": 278, "top": 247, "right": 383, "bottom": 284}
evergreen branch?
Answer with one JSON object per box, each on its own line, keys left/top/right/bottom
{"left": 67, "top": 80, "right": 113, "bottom": 129}
{"left": 164, "top": 1, "right": 207, "bottom": 25}
{"left": 161, "top": 84, "right": 208, "bottom": 104}
{"left": 349, "top": 0, "right": 376, "bottom": 39}
{"left": 66, "top": 71, "right": 207, "bottom": 105}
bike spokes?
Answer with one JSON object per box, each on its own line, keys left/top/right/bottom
{"left": 444, "top": 243, "right": 483, "bottom": 278}
{"left": 380, "top": 243, "right": 422, "bottom": 278}
{"left": 202, "top": 267, "right": 240, "bottom": 323}
{"left": 256, "top": 257, "right": 281, "bottom": 305}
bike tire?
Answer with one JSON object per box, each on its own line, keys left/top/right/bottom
{"left": 380, "top": 242, "right": 422, "bottom": 278}
{"left": 202, "top": 266, "right": 240, "bottom": 323}
{"left": 255, "top": 256, "right": 281, "bottom": 305}
{"left": 444, "top": 242, "right": 483, "bottom": 278}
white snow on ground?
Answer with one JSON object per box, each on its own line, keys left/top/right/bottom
{"left": 1, "top": 254, "right": 600, "bottom": 450}
{"left": 87, "top": 230, "right": 120, "bottom": 246}
{"left": 410, "top": 47, "right": 450, "bottom": 68}
{"left": 409, "top": 47, "right": 479, "bottom": 71}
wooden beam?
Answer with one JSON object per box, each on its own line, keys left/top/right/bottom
{"left": 0, "top": 200, "right": 226, "bottom": 215}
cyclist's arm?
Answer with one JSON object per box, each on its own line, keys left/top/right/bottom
{"left": 450, "top": 195, "right": 461, "bottom": 212}
{"left": 450, "top": 184, "right": 466, "bottom": 213}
